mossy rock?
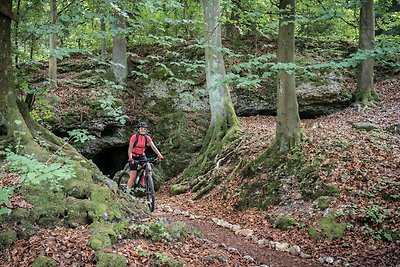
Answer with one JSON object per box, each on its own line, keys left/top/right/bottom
{"left": 170, "top": 183, "right": 190, "bottom": 195}
{"left": 65, "top": 198, "right": 92, "bottom": 228}
{"left": 308, "top": 212, "right": 346, "bottom": 240}
{"left": 88, "top": 222, "right": 117, "bottom": 251}
{"left": 270, "top": 215, "right": 299, "bottom": 231}
{"left": 63, "top": 179, "right": 92, "bottom": 199}
{"left": 0, "top": 230, "right": 17, "bottom": 250}
{"left": 95, "top": 252, "right": 127, "bottom": 267}
{"left": 87, "top": 183, "right": 122, "bottom": 222}
{"left": 22, "top": 185, "right": 66, "bottom": 227}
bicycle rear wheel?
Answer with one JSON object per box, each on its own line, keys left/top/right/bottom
{"left": 146, "top": 173, "right": 155, "bottom": 212}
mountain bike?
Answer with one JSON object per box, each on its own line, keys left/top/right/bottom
{"left": 116, "top": 158, "right": 159, "bottom": 212}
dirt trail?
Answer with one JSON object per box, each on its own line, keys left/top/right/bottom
{"left": 153, "top": 187, "right": 320, "bottom": 267}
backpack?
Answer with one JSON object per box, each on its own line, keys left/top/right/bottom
{"left": 132, "top": 133, "right": 148, "bottom": 149}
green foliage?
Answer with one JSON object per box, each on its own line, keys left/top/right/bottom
{"left": 131, "top": 220, "right": 199, "bottom": 243}
{"left": 0, "top": 187, "right": 13, "bottom": 216}
{"left": 315, "top": 196, "right": 331, "bottom": 210}
{"left": 0, "top": 230, "right": 17, "bottom": 250}
{"left": 96, "top": 252, "right": 127, "bottom": 267}
{"left": 66, "top": 129, "right": 95, "bottom": 144}
{"left": 31, "top": 100, "right": 57, "bottom": 127}
{"left": 91, "top": 80, "right": 128, "bottom": 125}
{"left": 31, "top": 256, "right": 57, "bottom": 267}
{"left": 364, "top": 205, "right": 392, "bottom": 225}
{"left": 153, "top": 251, "right": 185, "bottom": 267}
{"left": 361, "top": 225, "right": 399, "bottom": 242}
{"left": 308, "top": 212, "right": 346, "bottom": 240}
{"left": 5, "top": 150, "right": 75, "bottom": 190}
{"left": 270, "top": 215, "right": 300, "bottom": 231}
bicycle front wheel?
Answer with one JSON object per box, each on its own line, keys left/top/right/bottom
{"left": 146, "top": 173, "right": 155, "bottom": 212}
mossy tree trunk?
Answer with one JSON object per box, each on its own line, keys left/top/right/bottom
{"left": 356, "top": 0, "right": 378, "bottom": 107}
{"left": 178, "top": 0, "right": 240, "bottom": 194}
{"left": 0, "top": 0, "right": 45, "bottom": 155}
{"left": 275, "top": 0, "right": 301, "bottom": 153}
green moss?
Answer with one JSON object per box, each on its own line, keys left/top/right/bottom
{"left": 65, "top": 199, "right": 91, "bottom": 228}
{"left": 181, "top": 103, "right": 241, "bottom": 189}
{"left": 271, "top": 216, "right": 299, "bottom": 230}
{"left": 0, "top": 230, "right": 17, "bottom": 250}
{"left": 236, "top": 179, "right": 280, "bottom": 210}
{"left": 22, "top": 185, "right": 66, "bottom": 227}
{"left": 10, "top": 208, "right": 30, "bottom": 221}
{"left": 321, "top": 185, "right": 340, "bottom": 196}
{"left": 133, "top": 221, "right": 200, "bottom": 243}
{"left": 154, "top": 111, "right": 207, "bottom": 178}
{"left": 31, "top": 256, "right": 57, "bottom": 267}
{"left": 96, "top": 252, "right": 127, "bottom": 267}
{"left": 63, "top": 179, "right": 91, "bottom": 199}
{"left": 149, "top": 98, "right": 176, "bottom": 115}
{"left": 170, "top": 183, "right": 190, "bottom": 195}
{"left": 9, "top": 208, "right": 38, "bottom": 239}
{"left": 87, "top": 183, "right": 122, "bottom": 222}
{"left": 309, "top": 212, "right": 346, "bottom": 240}
{"left": 316, "top": 196, "right": 331, "bottom": 210}
{"left": 88, "top": 222, "right": 117, "bottom": 251}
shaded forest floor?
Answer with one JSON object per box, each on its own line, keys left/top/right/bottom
{"left": 1, "top": 73, "right": 399, "bottom": 266}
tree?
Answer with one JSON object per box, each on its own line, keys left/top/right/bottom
{"left": 356, "top": 0, "right": 378, "bottom": 107}
{"left": 275, "top": 0, "right": 301, "bottom": 152}
{"left": 100, "top": 17, "right": 107, "bottom": 57}
{"left": 178, "top": 0, "right": 241, "bottom": 196}
{"left": 111, "top": 10, "right": 127, "bottom": 84}
{"left": 49, "top": 0, "right": 57, "bottom": 88}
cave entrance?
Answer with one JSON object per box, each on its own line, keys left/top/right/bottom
{"left": 92, "top": 145, "right": 128, "bottom": 178}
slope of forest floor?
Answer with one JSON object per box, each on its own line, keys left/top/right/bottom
{"left": 1, "top": 68, "right": 399, "bottom": 266}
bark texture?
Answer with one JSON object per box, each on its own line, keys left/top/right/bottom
{"left": 49, "top": 0, "right": 57, "bottom": 88}
{"left": 356, "top": 0, "right": 378, "bottom": 106}
{"left": 177, "top": 0, "right": 240, "bottom": 195}
{"left": 275, "top": 0, "right": 301, "bottom": 153}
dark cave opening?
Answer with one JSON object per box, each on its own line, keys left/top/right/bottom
{"left": 92, "top": 145, "right": 128, "bottom": 178}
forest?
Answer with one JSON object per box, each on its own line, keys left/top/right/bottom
{"left": 0, "top": 0, "right": 399, "bottom": 266}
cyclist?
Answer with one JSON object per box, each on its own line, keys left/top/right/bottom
{"left": 126, "top": 122, "right": 164, "bottom": 193}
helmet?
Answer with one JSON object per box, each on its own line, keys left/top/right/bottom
{"left": 137, "top": 122, "right": 148, "bottom": 129}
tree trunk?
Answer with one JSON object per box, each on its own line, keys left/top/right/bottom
{"left": 356, "top": 0, "right": 378, "bottom": 106}
{"left": 275, "top": 0, "right": 301, "bottom": 153}
{"left": 112, "top": 13, "right": 127, "bottom": 85}
{"left": 49, "top": 0, "right": 57, "bottom": 88}
{"left": 204, "top": 0, "right": 237, "bottom": 128}
{"left": 179, "top": 0, "right": 240, "bottom": 194}
{"left": 100, "top": 17, "right": 107, "bottom": 58}
{"left": 14, "top": 0, "right": 21, "bottom": 67}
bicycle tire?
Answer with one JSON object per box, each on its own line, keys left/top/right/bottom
{"left": 117, "top": 171, "right": 130, "bottom": 191}
{"left": 146, "top": 173, "right": 155, "bottom": 212}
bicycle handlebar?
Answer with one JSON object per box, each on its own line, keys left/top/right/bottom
{"left": 128, "top": 157, "right": 160, "bottom": 164}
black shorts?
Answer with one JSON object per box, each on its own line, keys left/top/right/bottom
{"left": 129, "top": 155, "right": 147, "bottom": 171}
